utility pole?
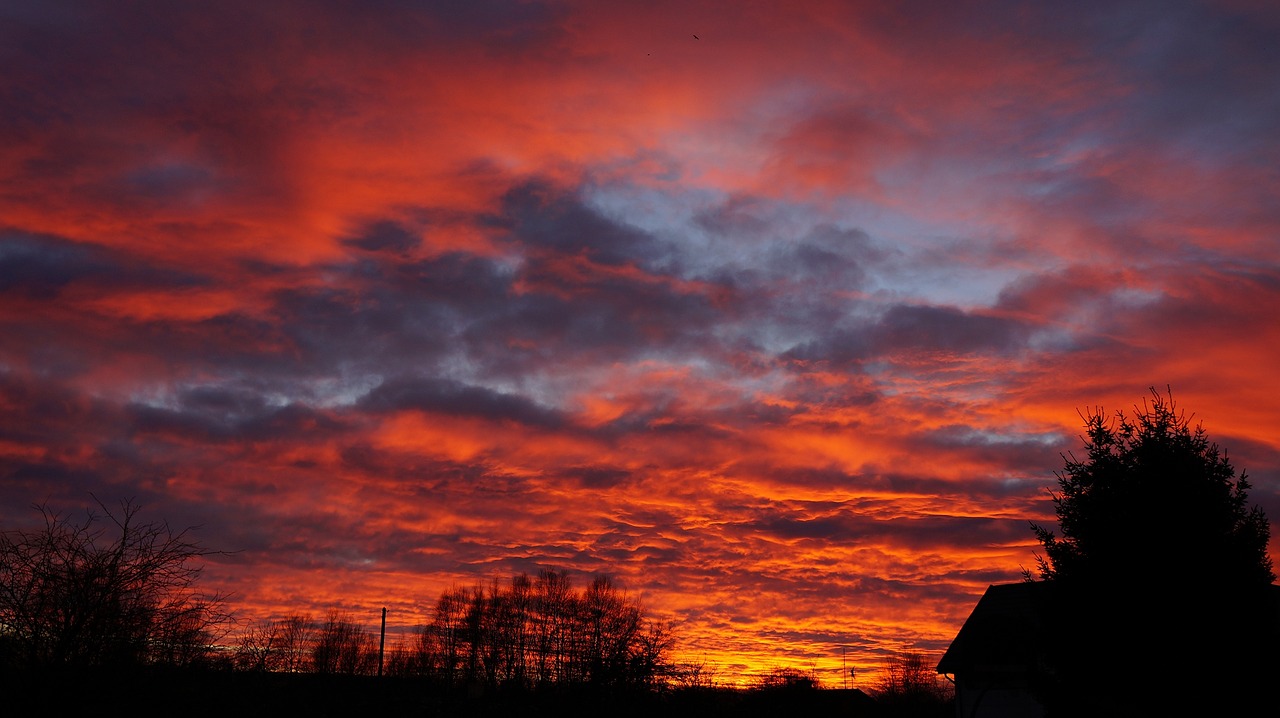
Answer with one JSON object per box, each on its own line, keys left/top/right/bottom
{"left": 378, "top": 607, "right": 387, "bottom": 677}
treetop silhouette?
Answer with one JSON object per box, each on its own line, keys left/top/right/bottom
{"left": 1021, "top": 388, "right": 1277, "bottom": 714}
{"left": 1029, "top": 387, "right": 1273, "bottom": 588}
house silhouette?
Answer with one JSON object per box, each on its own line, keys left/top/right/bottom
{"left": 936, "top": 583, "right": 1049, "bottom": 717}
{"left": 937, "top": 581, "right": 1280, "bottom": 717}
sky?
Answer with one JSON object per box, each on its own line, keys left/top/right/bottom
{"left": 2, "top": 0, "right": 1279, "bottom": 686}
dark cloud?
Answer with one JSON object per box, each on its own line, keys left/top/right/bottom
{"left": 128, "top": 399, "right": 347, "bottom": 445}
{"left": 337, "top": 447, "right": 496, "bottom": 493}
{"left": 783, "top": 301, "right": 1030, "bottom": 367}
{"left": 495, "top": 179, "right": 671, "bottom": 268}
{"left": 178, "top": 384, "right": 271, "bottom": 416}
{"left": 358, "top": 376, "right": 565, "bottom": 429}
{"left": 0, "top": 235, "right": 101, "bottom": 296}
{"left": 288, "top": 0, "right": 566, "bottom": 59}
{"left": 376, "top": 251, "right": 515, "bottom": 312}
{"left": 114, "top": 161, "right": 227, "bottom": 210}
{"left": 742, "top": 504, "right": 1028, "bottom": 550}
{"left": 563, "top": 465, "right": 634, "bottom": 488}
{"left": 468, "top": 267, "right": 720, "bottom": 362}
{"left": 783, "top": 329, "right": 872, "bottom": 367}
{"left": 744, "top": 224, "right": 879, "bottom": 337}
{"left": 873, "top": 304, "right": 1029, "bottom": 354}
{"left": 0, "top": 374, "right": 170, "bottom": 520}
{"left": 342, "top": 220, "right": 421, "bottom": 254}
{"left": 756, "top": 514, "right": 855, "bottom": 541}
{"left": 0, "top": 231, "right": 204, "bottom": 297}
{"left": 1084, "top": 1, "right": 1280, "bottom": 151}
{"left": 911, "top": 424, "right": 1068, "bottom": 474}
{"left": 252, "top": 194, "right": 734, "bottom": 381}
{"left": 268, "top": 283, "right": 455, "bottom": 375}
{"left": 1141, "top": 265, "right": 1280, "bottom": 335}
{"left": 774, "top": 225, "right": 875, "bottom": 287}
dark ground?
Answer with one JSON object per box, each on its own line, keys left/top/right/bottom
{"left": 3, "top": 667, "right": 947, "bottom": 717}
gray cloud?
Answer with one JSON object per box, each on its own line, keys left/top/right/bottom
{"left": 357, "top": 376, "right": 566, "bottom": 429}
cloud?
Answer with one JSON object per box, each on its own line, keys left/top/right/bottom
{"left": 358, "top": 376, "right": 566, "bottom": 429}
{"left": 783, "top": 302, "right": 1030, "bottom": 367}
{"left": 764, "top": 102, "right": 914, "bottom": 196}
{"left": 2, "top": 0, "right": 1277, "bottom": 687}
{"left": 497, "top": 179, "right": 663, "bottom": 266}
{"left": 872, "top": 304, "right": 1030, "bottom": 355}
{"left": 342, "top": 220, "right": 422, "bottom": 254}
{"left": 0, "top": 231, "right": 204, "bottom": 298}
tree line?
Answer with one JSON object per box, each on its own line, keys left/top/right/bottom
{"left": 233, "top": 570, "right": 673, "bottom": 690}
{"left": 0, "top": 498, "right": 672, "bottom": 689}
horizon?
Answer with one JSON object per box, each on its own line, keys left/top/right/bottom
{"left": 2, "top": 0, "right": 1278, "bottom": 687}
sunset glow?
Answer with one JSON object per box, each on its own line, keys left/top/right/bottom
{"left": 3, "top": 0, "right": 1278, "bottom": 687}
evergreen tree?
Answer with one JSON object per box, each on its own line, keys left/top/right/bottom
{"left": 1027, "top": 389, "right": 1276, "bottom": 714}
{"left": 1031, "top": 388, "right": 1273, "bottom": 587}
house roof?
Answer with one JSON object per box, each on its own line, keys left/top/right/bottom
{"left": 935, "top": 582, "right": 1050, "bottom": 676}
{"left": 936, "top": 581, "right": 1280, "bottom": 677}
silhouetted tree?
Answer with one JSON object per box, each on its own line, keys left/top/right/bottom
{"left": 496, "top": 573, "right": 532, "bottom": 685}
{"left": 532, "top": 568, "right": 574, "bottom": 685}
{"left": 579, "top": 574, "right": 646, "bottom": 686}
{"left": 1030, "top": 388, "right": 1273, "bottom": 586}
{"left": 752, "top": 666, "right": 821, "bottom": 691}
{"left": 149, "top": 598, "right": 226, "bottom": 667}
{"left": 384, "top": 627, "right": 439, "bottom": 678}
{"left": 420, "top": 570, "right": 672, "bottom": 690}
{"left": 670, "top": 658, "right": 720, "bottom": 689}
{"left": 233, "top": 619, "right": 283, "bottom": 672}
{"left": 461, "top": 585, "right": 487, "bottom": 682}
{"left": 433, "top": 586, "right": 470, "bottom": 683}
{"left": 312, "top": 610, "right": 376, "bottom": 675}
{"left": 1027, "top": 389, "right": 1276, "bottom": 714}
{"left": 0, "top": 498, "right": 229, "bottom": 670}
{"left": 875, "top": 652, "right": 951, "bottom": 715}
{"left": 276, "top": 613, "right": 316, "bottom": 673}
{"left": 631, "top": 620, "right": 676, "bottom": 689}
